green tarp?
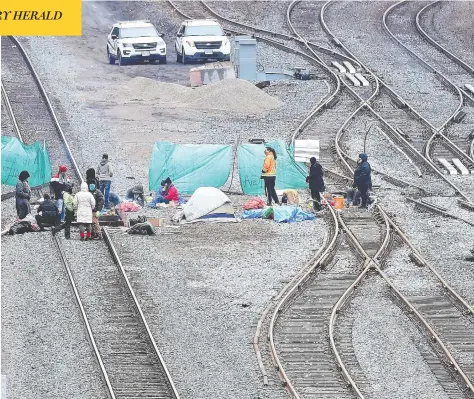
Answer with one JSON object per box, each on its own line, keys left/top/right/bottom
{"left": 149, "top": 141, "right": 232, "bottom": 194}
{"left": 1, "top": 137, "right": 52, "bottom": 187}
{"left": 238, "top": 140, "right": 307, "bottom": 195}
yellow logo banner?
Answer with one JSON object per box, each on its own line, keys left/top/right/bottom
{"left": 0, "top": 0, "right": 81, "bottom": 36}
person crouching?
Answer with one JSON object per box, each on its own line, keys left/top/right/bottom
{"left": 52, "top": 183, "right": 75, "bottom": 239}
{"left": 73, "top": 182, "right": 96, "bottom": 241}
{"left": 35, "top": 193, "right": 60, "bottom": 230}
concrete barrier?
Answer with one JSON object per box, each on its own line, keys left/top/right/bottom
{"left": 190, "top": 62, "right": 236, "bottom": 87}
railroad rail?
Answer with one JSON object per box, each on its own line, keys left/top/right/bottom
{"left": 415, "top": 1, "right": 474, "bottom": 105}
{"left": 174, "top": 0, "right": 435, "bottom": 195}
{"left": 1, "top": 36, "right": 181, "bottom": 397}
{"left": 382, "top": 2, "right": 474, "bottom": 169}
{"left": 263, "top": 202, "right": 474, "bottom": 398}
{"left": 319, "top": 0, "right": 473, "bottom": 203}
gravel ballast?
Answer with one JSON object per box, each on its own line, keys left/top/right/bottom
{"left": 1, "top": 233, "right": 108, "bottom": 399}
{"left": 381, "top": 196, "right": 474, "bottom": 306}
{"left": 109, "top": 216, "right": 326, "bottom": 399}
{"left": 324, "top": 1, "right": 459, "bottom": 127}
{"left": 344, "top": 276, "right": 455, "bottom": 399}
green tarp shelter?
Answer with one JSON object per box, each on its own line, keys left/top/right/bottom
{"left": 149, "top": 141, "right": 232, "bottom": 194}
{"left": 238, "top": 140, "right": 307, "bottom": 195}
{"left": 1, "top": 137, "right": 52, "bottom": 187}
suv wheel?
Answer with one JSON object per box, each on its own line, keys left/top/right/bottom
{"left": 176, "top": 49, "right": 182, "bottom": 63}
{"left": 181, "top": 47, "right": 187, "bottom": 64}
{"left": 107, "top": 47, "right": 115, "bottom": 64}
{"left": 118, "top": 50, "right": 127, "bottom": 66}
{"left": 161, "top": 56, "right": 167, "bottom": 65}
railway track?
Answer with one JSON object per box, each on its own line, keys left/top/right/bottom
{"left": 54, "top": 229, "right": 180, "bottom": 398}
{"left": 1, "top": 35, "right": 181, "bottom": 398}
{"left": 383, "top": 1, "right": 474, "bottom": 173}
{"left": 1, "top": 37, "right": 82, "bottom": 183}
{"left": 318, "top": 0, "right": 473, "bottom": 202}
{"left": 263, "top": 202, "right": 474, "bottom": 398}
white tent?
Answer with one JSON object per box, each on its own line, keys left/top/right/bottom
{"left": 183, "top": 187, "right": 237, "bottom": 223}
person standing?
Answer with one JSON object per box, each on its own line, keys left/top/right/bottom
{"left": 89, "top": 183, "right": 104, "bottom": 239}
{"left": 15, "top": 170, "right": 32, "bottom": 219}
{"left": 97, "top": 154, "right": 113, "bottom": 209}
{"left": 261, "top": 147, "right": 280, "bottom": 206}
{"left": 52, "top": 183, "right": 75, "bottom": 239}
{"left": 35, "top": 193, "right": 60, "bottom": 230}
{"left": 86, "top": 168, "right": 100, "bottom": 189}
{"left": 306, "top": 157, "right": 325, "bottom": 211}
{"left": 50, "top": 165, "right": 69, "bottom": 221}
{"left": 353, "top": 153, "right": 372, "bottom": 208}
{"left": 73, "top": 182, "right": 96, "bottom": 241}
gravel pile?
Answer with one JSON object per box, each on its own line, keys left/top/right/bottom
{"left": 21, "top": 28, "right": 327, "bottom": 196}
{"left": 109, "top": 215, "right": 326, "bottom": 399}
{"left": 1, "top": 233, "right": 107, "bottom": 399}
{"left": 324, "top": 1, "right": 459, "bottom": 127}
{"left": 98, "top": 77, "right": 283, "bottom": 116}
{"left": 344, "top": 275, "right": 454, "bottom": 399}
{"left": 420, "top": 2, "right": 474, "bottom": 68}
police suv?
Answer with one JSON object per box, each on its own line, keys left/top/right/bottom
{"left": 175, "top": 19, "right": 231, "bottom": 64}
{"left": 107, "top": 20, "right": 167, "bottom": 66}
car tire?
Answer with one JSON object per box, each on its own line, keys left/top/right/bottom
{"left": 176, "top": 47, "right": 182, "bottom": 62}
{"left": 181, "top": 47, "right": 187, "bottom": 64}
{"left": 161, "top": 56, "right": 167, "bottom": 64}
{"left": 107, "top": 47, "right": 115, "bottom": 64}
{"left": 118, "top": 50, "right": 127, "bottom": 66}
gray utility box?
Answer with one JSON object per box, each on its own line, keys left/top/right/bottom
{"left": 233, "top": 36, "right": 257, "bottom": 81}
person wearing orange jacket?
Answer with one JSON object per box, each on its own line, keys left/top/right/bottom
{"left": 261, "top": 147, "right": 280, "bottom": 206}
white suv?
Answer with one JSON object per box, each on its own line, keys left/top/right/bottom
{"left": 175, "top": 19, "right": 231, "bottom": 64}
{"left": 107, "top": 20, "right": 167, "bottom": 66}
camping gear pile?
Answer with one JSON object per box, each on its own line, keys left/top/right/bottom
{"left": 116, "top": 202, "right": 141, "bottom": 212}
{"left": 243, "top": 197, "right": 265, "bottom": 210}
{"left": 127, "top": 215, "right": 156, "bottom": 235}
{"left": 242, "top": 206, "right": 315, "bottom": 223}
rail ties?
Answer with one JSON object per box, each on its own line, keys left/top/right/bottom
{"left": 57, "top": 236, "right": 177, "bottom": 398}
{"left": 274, "top": 208, "right": 382, "bottom": 398}
{"left": 407, "top": 294, "right": 474, "bottom": 383}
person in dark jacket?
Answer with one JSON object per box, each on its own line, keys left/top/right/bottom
{"left": 15, "top": 170, "right": 32, "bottom": 219}
{"left": 306, "top": 157, "right": 325, "bottom": 211}
{"left": 125, "top": 184, "right": 145, "bottom": 207}
{"left": 35, "top": 193, "right": 60, "bottom": 230}
{"left": 352, "top": 153, "right": 372, "bottom": 208}
{"left": 86, "top": 168, "right": 100, "bottom": 189}
{"left": 52, "top": 183, "right": 75, "bottom": 239}
{"left": 50, "top": 165, "right": 69, "bottom": 221}
{"left": 89, "top": 183, "right": 104, "bottom": 239}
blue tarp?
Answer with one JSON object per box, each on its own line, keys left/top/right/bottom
{"left": 237, "top": 140, "right": 308, "bottom": 195}
{"left": 149, "top": 142, "right": 232, "bottom": 194}
{"left": 241, "top": 206, "right": 315, "bottom": 223}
